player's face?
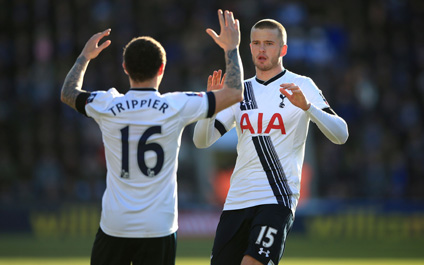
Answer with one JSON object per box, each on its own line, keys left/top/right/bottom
{"left": 250, "top": 28, "right": 286, "bottom": 72}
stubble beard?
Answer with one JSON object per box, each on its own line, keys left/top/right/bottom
{"left": 253, "top": 55, "right": 280, "bottom": 72}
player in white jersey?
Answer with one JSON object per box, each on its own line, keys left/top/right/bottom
{"left": 193, "top": 19, "right": 349, "bottom": 265}
{"left": 60, "top": 10, "right": 243, "bottom": 265}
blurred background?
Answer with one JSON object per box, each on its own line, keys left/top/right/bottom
{"left": 0, "top": 0, "right": 423, "bottom": 261}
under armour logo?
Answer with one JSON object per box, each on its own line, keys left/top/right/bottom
{"left": 258, "top": 248, "right": 270, "bottom": 257}
{"left": 279, "top": 94, "right": 286, "bottom": 108}
{"left": 242, "top": 100, "right": 253, "bottom": 107}
{"left": 121, "top": 170, "right": 129, "bottom": 179}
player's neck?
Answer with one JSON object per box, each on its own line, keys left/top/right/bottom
{"left": 255, "top": 64, "right": 284, "bottom": 83}
{"left": 129, "top": 78, "right": 159, "bottom": 90}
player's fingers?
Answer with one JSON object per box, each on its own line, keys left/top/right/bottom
{"left": 104, "top": 28, "right": 111, "bottom": 34}
{"left": 228, "top": 11, "right": 235, "bottom": 26}
{"left": 99, "top": 28, "right": 111, "bottom": 38}
{"left": 211, "top": 71, "right": 217, "bottom": 85}
{"left": 92, "top": 29, "right": 111, "bottom": 43}
{"left": 98, "top": 40, "right": 111, "bottom": 51}
{"left": 220, "top": 73, "right": 226, "bottom": 85}
{"left": 217, "top": 9, "right": 225, "bottom": 29}
{"left": 100, "top": 29, "right": 111, "bottom": 43}
{"left": 211, "top": 72, "right": 217, "bottom": 85}
{"left": 224, "top": 10, "right": 230, "bottom": 27}
{"left": 215, "top": 70, "right": 222, "bottom": 84}
{"left": 234, "top": 19, "right": 240, "bottom": 31}
{"left": 280, "top": 83, "right": 292, "bottom": 88}
{"left": 280, "top": 83, "right": 297, "bottom": 90}
{"left": 207, "top": 75, "right": 213, "bottom": 88}
{"left": 206, "top": 28, "right": 219, "bottom": 41}
{"left": 279, "top": 87, "right": 291, "bottom": 97}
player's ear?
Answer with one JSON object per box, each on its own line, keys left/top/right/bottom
{"left": 249, "top": 42, "right": 254, "bottom": 54}
{"left": 122, "top": 62, "right": 129, "bottom": 75}
{"left": 280, "top": 45, "right": 288, "bottom": 57}
{"left": 158, "top": 63, "right": 165, "bottom": 76}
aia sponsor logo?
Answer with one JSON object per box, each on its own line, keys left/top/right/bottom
{"left": 240, "top": 113, "right": 286, "bottom": 134}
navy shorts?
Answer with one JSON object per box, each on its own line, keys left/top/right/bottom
{"left": 211, "top": 204, "right": 294, "bottom": 265}
{"left": 90, "top": 227, "right": 177, "bottom": 265}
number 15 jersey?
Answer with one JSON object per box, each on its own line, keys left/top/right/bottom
{"left": 213, "top": 70, "right": 329, "bottom": 215}
{"left": 77, "top": 88, "right": 215, "bottom": 238}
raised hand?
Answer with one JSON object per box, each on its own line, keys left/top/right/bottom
{"left": 280, "top": 83, "right": 311, "bottom": 111}
{"left": 207, "top": 70, "right": 226, "bottom": 92}
{"left": 80, "top": 29, "right": 112, "bottom": 60}
{"left": 61, "top": 29, "right": 111, "bottom": 110}
{"left": 206, "top": 9, "right": 240, "bottom": 51}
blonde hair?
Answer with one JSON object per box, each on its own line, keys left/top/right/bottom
{"left": 251, "top": 19, "right": 287, "bottom": 46}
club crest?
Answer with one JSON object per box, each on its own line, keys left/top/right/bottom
{"left": 279, "top": 94, "right": 286, "bottom": 108}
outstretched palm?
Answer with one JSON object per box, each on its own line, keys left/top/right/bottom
{"left": 207, "top": 70, "right": 226, "bottom": 92}
{"left": 206, "top": 9, "right": 240, "bottom": 51}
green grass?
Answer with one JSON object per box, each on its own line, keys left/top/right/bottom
{"left": 0, "top": 234, "right": 423, "bottom": 264}
{"left": 0, "top": 257, "right": 423, "bottom": 265}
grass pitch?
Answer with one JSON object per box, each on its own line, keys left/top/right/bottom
{"left": 0, "top": 258, "right": 423, "bottom": 265}
{"left": 0, "top": 234, "right": 422, "bottom": 264}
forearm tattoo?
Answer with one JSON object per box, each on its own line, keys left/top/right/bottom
{"left": 61, "top": 56, "right": 89, "bottom": 109}
{"left": 224, "top": 48, "right": 242, "bottom": 91}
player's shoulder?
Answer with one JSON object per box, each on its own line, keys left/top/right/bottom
{"left": 284, "top": 70, "right": 317, "bottom": 90}
{"left": 244, "top": 76, "right": 256, "bottom": 83}
{"left": 162, "top": 91, "right": 205, "bottom": 100}
{"left": 92, "top": 87, "right": 122, "bottom": 96}
{"left": 84, "top": 88, "right": 125, "bottom": 117}
{"left": 88, "top": 87, "right": 123, "bottom": 104}
{"left": 284, "top": 69, "right": 312, "bottom": 83}
{"left": 161, "top": 91, "right": 206, "bottom": 106}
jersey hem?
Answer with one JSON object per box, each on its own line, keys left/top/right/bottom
{"left": 100, "top": 224, "right": 178, "bottom": 238}
{"left": 224, "top": 201, "right": 296, "bottom": 213}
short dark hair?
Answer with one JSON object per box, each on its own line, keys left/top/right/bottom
{"left": 251, "top": 19, "right": 287, "bottom": 46}
{"left": 123, "top": 36, "right": 166, "bottom": 82}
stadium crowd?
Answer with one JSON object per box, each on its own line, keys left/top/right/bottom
{"left": 0, "top": 0, "right": 423, "bottom": 206}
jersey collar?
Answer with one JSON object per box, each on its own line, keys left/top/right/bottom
{"left": 129, "top": 88, "right": 157, "bottom": 92}
{"left": 255, "top": 69, "right": 287, "bottom": 86}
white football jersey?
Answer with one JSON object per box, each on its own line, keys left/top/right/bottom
{"left": 213, "top": 70, "right": 329, "bottom": 214}
{"left": 82, "top": 88, "right": 214, "bottom": 238}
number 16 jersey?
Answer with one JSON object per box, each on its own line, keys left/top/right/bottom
{"left": 77, "top": 87, "right": 215, "bottom": 238}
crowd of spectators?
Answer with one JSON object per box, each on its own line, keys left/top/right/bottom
{"left": 0, "top": 0, "right": 423, "bottom": 207}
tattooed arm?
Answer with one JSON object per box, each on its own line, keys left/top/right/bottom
{"left": 61, "top": 56, "right": 90, "bottom": 110}
{"left": 206, "top": 10, "right": 244, "bottom": 114}
{"left": 61, "top": 29, "right": 112, "bottom": 110}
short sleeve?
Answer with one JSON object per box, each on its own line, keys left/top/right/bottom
{"left": 166, "top": 91, "right": 214, "bottom": 125}
{"left": 75, "top": 92, "right": 91, "bottom": 116}
{"left": 84, "top": 88, "right": 122, "bottom": 120}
